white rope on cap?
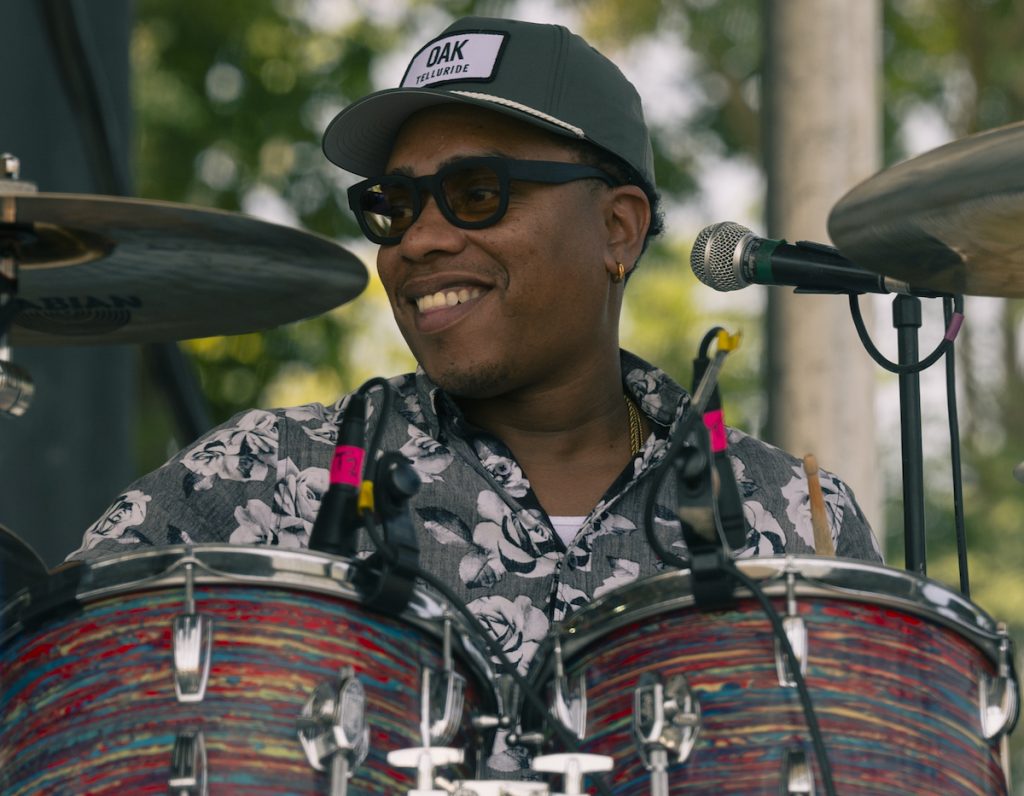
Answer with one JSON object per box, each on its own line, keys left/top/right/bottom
{"left": 450, "top": 91, "right": 585, "bottom": 138}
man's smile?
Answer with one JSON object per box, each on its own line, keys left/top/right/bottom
{"left": 414, "top": 285, "right": 485, "bottom": 314}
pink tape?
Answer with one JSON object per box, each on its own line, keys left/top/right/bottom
{"left": 703, "top": 409, "right": 728, "bottom": 453}
{"left": 329, "top": 445, "right": 364, "bottom": 487}
{"left": 945, "top": 312, "right": 964, "bottom": 342}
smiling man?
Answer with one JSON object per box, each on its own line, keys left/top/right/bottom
{"left": 70, "top": 15, "right": 881, "bottom": 757}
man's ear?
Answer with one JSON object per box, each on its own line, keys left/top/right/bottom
{"left": 603, "top": 185, "right": 650, "bottom": 278}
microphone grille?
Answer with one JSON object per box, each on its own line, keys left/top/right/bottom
{"left": 690, "top": 221, "right": 754, "bottom": 291}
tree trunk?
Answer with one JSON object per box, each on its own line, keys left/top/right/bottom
{"left": 762, "top": 0, "right": 883, "bottom": 536}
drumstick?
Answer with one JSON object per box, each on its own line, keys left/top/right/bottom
{"left": 803, "top": 453, "right": 835, "bottom": 556}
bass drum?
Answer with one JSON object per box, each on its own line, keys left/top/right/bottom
{"left": 0, "top": 545, "right": 497, "bottom": 795}
{"left": 528, "top": 556, "right": 1018, "bottom": 795}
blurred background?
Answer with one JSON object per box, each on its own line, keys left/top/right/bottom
{"left": 2, "top": 0, "right": 1023, "bottom": 784}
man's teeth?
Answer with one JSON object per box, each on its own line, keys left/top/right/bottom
{"left": 416, "top": 287, "right": 483, "bottom": 312}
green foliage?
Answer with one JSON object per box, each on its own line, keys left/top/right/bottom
{"left": 131, "top": 0, "right": 466, "bottom": 438}
{"left": 622, "top": 236, "right": 763, "bottom": 431}
{"left": 884, "top": 0, "right": 1024, "bottom": 143}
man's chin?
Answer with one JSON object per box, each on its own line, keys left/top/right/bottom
{"left": 422, "top": 360, "right": 511, "bottom": 400}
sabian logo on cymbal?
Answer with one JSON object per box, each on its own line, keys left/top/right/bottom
{"left": 14, "top": 295, "right": 142, "bottom": 311}
{"left": 12, "top": 295, "right": 142, "bottom": 335}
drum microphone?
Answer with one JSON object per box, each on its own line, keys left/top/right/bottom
{"left": 308, "top": 378, "right": 422, "bottom": 614}
{"left": 690, "top": 221, "right": 947, "bottom": 296}
{"left": 309, "top": 393, "right": 368, "bottom": 557}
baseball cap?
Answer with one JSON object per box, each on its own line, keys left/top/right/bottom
{"left": 322, "top": 16, "right": 655, "bottom": 187}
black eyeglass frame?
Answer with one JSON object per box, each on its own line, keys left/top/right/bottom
{"left": 347, "top": 156, "right": 621, "bottom": 245}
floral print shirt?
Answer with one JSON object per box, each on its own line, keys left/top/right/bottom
{"left": 69, "top": 351, "right": 881, "bottom": 767}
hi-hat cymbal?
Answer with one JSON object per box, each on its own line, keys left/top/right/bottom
{"left": 1, "top": 192, "right": 368, "bottom": 345}
{"left": 828, "top": 120, "right": 1024, "bottom": 298}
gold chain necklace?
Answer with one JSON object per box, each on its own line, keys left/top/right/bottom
{"left": 625, "top": 395, "right": 643, "bottom": 456}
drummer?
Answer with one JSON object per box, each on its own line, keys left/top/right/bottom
{"left": 68, "top": 13, "right": 881, "bottom": 765}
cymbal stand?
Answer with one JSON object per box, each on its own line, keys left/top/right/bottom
{"left": 894, "top": 295, "right": 926, "bottom": 575}
{"left": 0, "top": 154, "right": 34, "bottom": 417}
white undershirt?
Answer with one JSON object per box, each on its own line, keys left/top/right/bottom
{"left": 549, "top": 515, "right": 587, "bottom": 548}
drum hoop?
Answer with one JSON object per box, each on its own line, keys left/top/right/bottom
{"left": 554, "top": 555, "right": 1007, "bottom": 666}
{"left": 2, "top": 544, "right": 495, "bottom": 688}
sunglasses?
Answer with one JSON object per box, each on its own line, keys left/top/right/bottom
{"left": 347, "top": 156, "right": 620, "bottom": 245}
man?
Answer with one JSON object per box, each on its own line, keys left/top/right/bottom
{"left": 69, "top": 15, "right": 880, "bottom": 763}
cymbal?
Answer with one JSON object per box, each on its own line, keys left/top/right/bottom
{"left": 828, "top": 120, "right": 1024, "bottom": 298}
{"left": 1, "top": 192, "right": 368, "bottom": 345}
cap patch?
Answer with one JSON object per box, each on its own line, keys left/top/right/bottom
{"left": 401, "top": 32, "right": 507, "bottom": 88}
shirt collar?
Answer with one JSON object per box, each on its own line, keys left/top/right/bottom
{"left": 412, "top": 350, "right": 692, "bottom": 435}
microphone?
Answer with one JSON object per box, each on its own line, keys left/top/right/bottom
{"left": 690, "top": 221, "right": 946, "bottom": 296}
{"left": 309, "top": 393, "right": 367, "bottom": 557}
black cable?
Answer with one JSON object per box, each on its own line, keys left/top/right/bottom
{"left": 352, "top": 379, "right": 613, "bottom": 795}
{"left": 412, "top": 562, "right": 614, "bottom": 792}
{"left": 358, "top": 514, "right": 613, "bottom": 795}
{"left": 724, "top": 562, "right": 837, "bottom": 796}
{"left": 641, "top": 400, "right": 836, "bottom": 795}
{"left": 848, "top": 292, "right": 972, "bottom": 594}
{"left": 848, "top": 293, "right": 964, "bottom": 375}
{"left": 943, "top": 298, "right": 970, "bottom": 597}
{"left": 643, "top": 407, "right": 703, "bottom": 569}
{"left": 698, "top": 325, "right": 724, "bottom": 359}
{"left": 356, "top": 376, "right": 394, "bottom": 478}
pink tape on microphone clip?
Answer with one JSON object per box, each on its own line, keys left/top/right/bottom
{"left": 329, "top": 445, "right": 365, "bottom": 487}
{"left": 703, "top": 409, "right": 728, "bottom": 453}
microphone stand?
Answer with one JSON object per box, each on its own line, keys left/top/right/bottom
{"left": 893, "top": 295, "right": 926, "bottom": 575}
{"left": 849, "top": 291, "right": 964, "bottom": 578}
{"left": 644, "top": 331, "right": 743, "bottom": 611}
{"left": 692, "top": 328, "right": 748, "bottom": 550}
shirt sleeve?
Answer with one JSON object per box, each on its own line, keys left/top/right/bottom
{"left": 832, "top": 476, "right": 884, "bottom": 562}
{"left": 65, "top": 407, "right": 285, "bottom": 562}
{"left": 726, "top": 427, "right": 883, "bottom": 563}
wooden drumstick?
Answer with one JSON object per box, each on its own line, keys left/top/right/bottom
{"left": 803, "top": 453, "right": 835, "bottom": 556}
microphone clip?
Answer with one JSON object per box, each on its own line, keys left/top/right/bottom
{"left": 672, "top": 424, "right": 736, "bottom": 612}
{"left": 353, "top": 451, "right": 422, "bottom": 615}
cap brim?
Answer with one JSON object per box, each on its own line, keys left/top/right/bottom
{"left": 322, "top": 88, "right": 578, "bottom": 176}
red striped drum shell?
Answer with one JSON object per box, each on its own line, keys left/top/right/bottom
{"left": 527, "top": 556, "right": 1017, "bottom": 795}
{"left": 0, "top": 546, "right": 497, "bottom": 795}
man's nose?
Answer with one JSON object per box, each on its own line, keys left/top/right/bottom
{"left": 397, "top": 191, "right": 465, "bottom": 259}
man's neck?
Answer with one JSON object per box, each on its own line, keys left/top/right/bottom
{"left": 455, "top": 356, "right": 628, "bottom": 456}
{"left": 453, "top": 359, "right": 642, "bottom": 516}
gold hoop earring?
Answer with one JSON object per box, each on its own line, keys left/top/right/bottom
{"left": 611, "top": 262, "right": 626, "bottom": 283}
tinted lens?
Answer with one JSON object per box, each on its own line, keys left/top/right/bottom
{"left": 441, "top": 164, "right": 504, "bottom": 224}
{"left": 359, "top": 179, "right": 416, "bottom": 239}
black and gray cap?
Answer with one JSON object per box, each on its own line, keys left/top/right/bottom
{"left": 322, "top": 16, "right": 654, "bottom": 186}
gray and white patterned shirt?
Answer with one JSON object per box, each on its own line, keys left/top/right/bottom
{"left": 69, "top": 350, "right": 881, "bottom": 680}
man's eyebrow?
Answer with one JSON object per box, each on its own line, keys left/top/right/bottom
{"left": 385, "top": 150, "right": 511, "bottom": 177}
